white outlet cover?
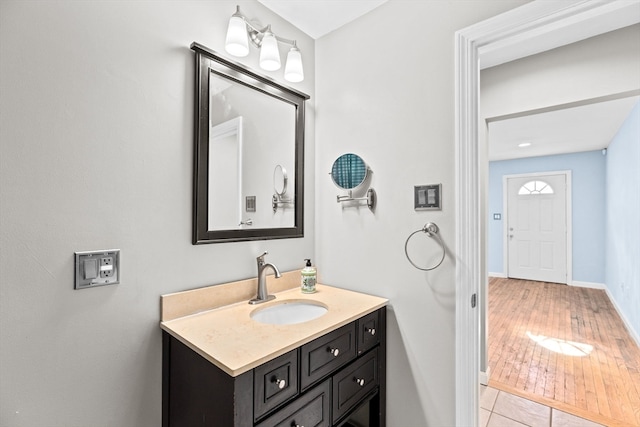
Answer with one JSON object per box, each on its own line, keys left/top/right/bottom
{"left": 74, "top": 249, "right": 120, "bottom": 289}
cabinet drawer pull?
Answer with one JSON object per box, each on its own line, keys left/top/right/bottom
{"left": 366, "top": 327, "right": 376, "bottom": 336}
{"left": 272, "top": 378, "right": 286, "bottom": 389}
{"left": 354, "top": 377, "right": 365, "bottom": 387}
{"left": 328, "top": 347, "right": 340, "bottom": 357}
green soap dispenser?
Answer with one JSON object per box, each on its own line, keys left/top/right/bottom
{"left": 301, "top": 259, "right": 317, "bottom": 293}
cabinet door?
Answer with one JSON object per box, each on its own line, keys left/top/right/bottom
{"left": 332, "top": 349, "right": 378, "bottom": 423}
{"left": 256, "top": 380, "right": 331, "bottom": 427}
{"left": 301, "top": 322, "right": 356, "bottom": 390}
{"left": 254, "top": 349, "right": 299, "bottom": 420}
{"left": 357, "top": 310, "right": 380, "bottom": 355}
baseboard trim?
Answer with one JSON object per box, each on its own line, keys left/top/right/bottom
{"left": 479, "top": 368, "right": 490, "bottom": 386}
{"left": 604, "top": 287, "right": 640, "bottom": 349}
{"left": 488, "top": 272, "right": 506, "bottom": 278}
{"left": 569, "top": 280, "right": 605, "bottom": 289}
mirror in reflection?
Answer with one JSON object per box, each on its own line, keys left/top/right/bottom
{"left": 273, "top": 165, "right": 288, "bottom": 196}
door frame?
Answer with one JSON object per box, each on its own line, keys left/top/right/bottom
{"left": 503, "top": 171, "right": 572, "bottom": 284}
{"left": 454, "top": 1, "right": 638, "bottom": 425}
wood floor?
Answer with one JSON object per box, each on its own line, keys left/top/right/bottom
{"left": 487, "top": 277, "right": 640, "bottom": 427}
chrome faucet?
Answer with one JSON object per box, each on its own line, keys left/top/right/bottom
{"left": 249, "top": 251, "right": 281, "bottom": 304}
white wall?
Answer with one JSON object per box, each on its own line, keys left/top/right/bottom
{"left": 481, "top": 24, "right": 640, "bottom": 119}
{"left": 0, "top": 1, "right": 314, "bottom": 426}
{"left": 315, "top": 1, "right": 528, "bottom": 425}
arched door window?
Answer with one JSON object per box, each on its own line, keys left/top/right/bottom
{"left": 518, "top": 180, "right": 554, "bottom": 195}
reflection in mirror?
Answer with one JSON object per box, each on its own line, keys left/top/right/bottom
{"left": 209, "top": 71, "right": 295, "bottom": 230}
{"left": 209, "top": 117, "right": 243, "bottom": 230}
{"left": 192, "top": 42, "right": 309, "bottom": 244}
{"left": 331, "top": 153, "right": 369, "bottom": 190}
{"left": 273, "top": 165, "right": 288, "bottom": 196}
{"left": 272, "top": 164, "right": 294, "bottom": 213}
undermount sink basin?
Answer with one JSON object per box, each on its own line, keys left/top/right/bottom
{"left": 251, "top": 300, "right": 328, "bottom": 325}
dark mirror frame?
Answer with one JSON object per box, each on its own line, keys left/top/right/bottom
{"left": 191, "top": 42, "right": 310, "bottom": 244}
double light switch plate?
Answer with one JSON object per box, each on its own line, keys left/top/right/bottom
{"left": 414, "top": 184, "right": 442, "bottom": 210}
{"left": 74, "top": 249, "right": 120, "bottom": 289}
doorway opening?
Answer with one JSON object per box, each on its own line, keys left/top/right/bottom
{"left": 454, "top": 2, "right": 640, "bottom": 425}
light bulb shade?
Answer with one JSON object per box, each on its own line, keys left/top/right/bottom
{"left": 259, "top": 31, "right": 281, "bottom": 71}
{"left": 284, "top": 47, "right": 304, "bottom": 82}
{"left": 225, "top": 15, "right": 249, "bottom": 57}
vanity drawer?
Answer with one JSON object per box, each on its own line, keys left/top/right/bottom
{"left": 357, "top": 310, "right": 380, "bottom": 355}
{"left": 301, "top": 322, "right": 356, "bottom": 390}
{"left": 332, "top": 349, "right": 378, "bottom": 423}
{"left": 254, "top": 349, "right": 299, "bottom": 420}
{"left": 256, "top": 380, "right": 331, "bottom": 427}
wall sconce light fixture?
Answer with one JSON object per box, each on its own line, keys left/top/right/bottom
{"left": 225, "top": 5, "right": 304, "bottom": 83}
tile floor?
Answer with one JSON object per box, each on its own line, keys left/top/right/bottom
{"left": 480, "top": 386, "right": 605, "bottom": 427}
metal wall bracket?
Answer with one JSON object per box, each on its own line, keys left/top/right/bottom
{"left": 336, "top": 188, "right": 376, "bottom": 211}
{"left": 272, "top": 194, "right": 294, "bottom": 212}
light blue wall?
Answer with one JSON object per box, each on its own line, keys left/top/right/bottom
{"left": 488, "top": 151, "right": 606, "bottom": 283}
{"left": 605, "top": 101, "right": 640, "bottom": 338}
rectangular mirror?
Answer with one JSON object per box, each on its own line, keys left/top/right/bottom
{"left": 191, "top": 43, "right": 309, "bottom": 244}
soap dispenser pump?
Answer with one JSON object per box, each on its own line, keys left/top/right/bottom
{"left": 301, "top": 259, "right": 317, "bottom": 294}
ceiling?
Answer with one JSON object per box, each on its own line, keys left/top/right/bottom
{"left": 258, "top": 0, "right": 388, "bottom": 39}
{"left": 258, "top": 0, "right": 639, "bottom": 161}
{"left": 488, "top": 95, "right": 639, "bottom": 161}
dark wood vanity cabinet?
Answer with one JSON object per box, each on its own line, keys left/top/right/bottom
{"left": 162, "top": 307, "right": 386, "bottom": 427}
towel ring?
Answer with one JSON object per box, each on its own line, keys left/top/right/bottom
{"left": 404, "top": 222, "right": 446, "bottom": 271}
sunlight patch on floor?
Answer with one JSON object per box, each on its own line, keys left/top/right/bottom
{"left": 526, "top": 331, "right": 593, "bottom": 356}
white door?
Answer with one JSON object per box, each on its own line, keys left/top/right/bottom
{"left": 506, "top": 173, "right": 567, "bottom": 284}
{"left": 208, "top": 117, "right": 243, "bottom": 230}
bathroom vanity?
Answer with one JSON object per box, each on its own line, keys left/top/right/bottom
{"left": 160, "top": 272, "right": 387, "bottom": 427}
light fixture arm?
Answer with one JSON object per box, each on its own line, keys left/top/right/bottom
{"left": 226, "top": 5, "right": 304, "bottom": 82}
{"left": 233, "top": 6, "right": 298, "bottom": 49}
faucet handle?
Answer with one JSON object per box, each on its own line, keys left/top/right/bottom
{"left": 257, "top": 251, "right": 268, "bottom": 263}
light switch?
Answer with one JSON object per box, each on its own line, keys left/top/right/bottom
{"left": 427, "top": 188, "right": 436, "bottom": 204}
{"left": 414, "top": 184, "right": 442, "bottom": 210}
{"left": 246, "top": 196, "right": 256, "bottom": 212}
{"left": 74, "top": 249, "right": 120, "bottom": 289}
{"left": 83, "top": 258, "right": 99, "bottom": 279}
